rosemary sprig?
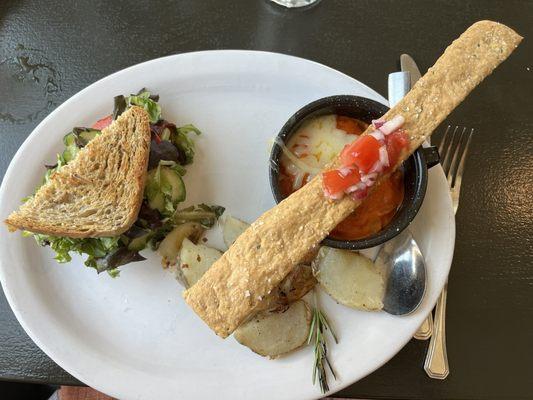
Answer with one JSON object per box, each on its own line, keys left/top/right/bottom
{"left": 308, "top": 293, "right": 338, "bottom": 393}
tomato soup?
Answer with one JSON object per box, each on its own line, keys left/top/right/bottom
{"left": 278, "top": 114, "right": 404, "bottom": 240}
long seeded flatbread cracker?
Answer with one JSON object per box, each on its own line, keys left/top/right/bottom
{"left": 184, "top": 20, "right": 522, "bottom": 338}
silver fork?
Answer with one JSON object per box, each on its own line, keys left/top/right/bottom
{"left": 424, "top": 126, "right": 473, "bottom": 379}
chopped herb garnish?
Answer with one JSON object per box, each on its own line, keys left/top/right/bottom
{"left": 308, "top": 292, "right": 338, "bottom": 393}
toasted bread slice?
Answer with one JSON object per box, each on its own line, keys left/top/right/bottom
{"left": 5, "top": 106, "right": 151, "bottom": 238}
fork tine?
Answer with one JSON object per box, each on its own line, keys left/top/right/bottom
{"left": 451, "top": 128, "right": 473, "bottom": 188}
{"left": 447, "top": 127, "right": 467, "bottom": 186}
{"left": 438, "top": 125, "right": 452, "bottom": 157}
{"left": 441, "top": 126, "right": 460, "bottom": 175}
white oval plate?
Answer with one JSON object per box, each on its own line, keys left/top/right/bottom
{"left": 0, "top": 51, "right": 454, "bottom": 400}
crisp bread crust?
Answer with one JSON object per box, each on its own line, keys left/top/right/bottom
{"left": 5, "top": 106, "right": 151, "bottom": 238}
{"left": 184, "top": 20, "right": 522, "bottom": 338}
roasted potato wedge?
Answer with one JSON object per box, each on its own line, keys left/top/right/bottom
{"left": 259, "top": 264, "right": 316, "bottom": 312}
{"left": 158, "top": 222, "right": 204, "bottom": 267}
{"left": 222, "top": 215, "right": 250, "bottom": 248}
{"left": 177, "top": 238, "right": 222, "bottom": 287}
{"left": 234, "top": 300, "right": 311, "bottom": 358}
{"left": 313, "top": 247, "right": 384, "bottom": 311}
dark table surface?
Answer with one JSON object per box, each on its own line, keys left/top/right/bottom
{"left": 1, "top": 0, "right": 532, "bottom": 399}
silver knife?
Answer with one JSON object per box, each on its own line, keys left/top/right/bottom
{"left": 388, "top": 54, "right": 422, "bottom": 107}
{"left": 387, "top": 71, "right": 410, "bottom": 108}
{"left": 401, "top": 53, "right": 422, "bottom": 87}
{"left": 401, "top": 54, "right": 433, "bottom": 341}
{"left": 401, "top": 53, "right": 430, "bottom": 151}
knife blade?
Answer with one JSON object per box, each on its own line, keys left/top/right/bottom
{"left": 388, "top": 71, "right": 410, "bottom": 108}
{"left": 401, "top": 53, "right": 430, "bottom": 145}
{"left": 401, "top": 54, "right": 422, "bottom": 87}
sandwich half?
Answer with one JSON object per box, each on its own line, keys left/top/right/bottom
{"left": 5, "top": 106, "right": 151, "bottom": 238}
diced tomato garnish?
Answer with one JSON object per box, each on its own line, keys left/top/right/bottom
{"left": 322, "top": 168, "right": 361, "bottom": 196}
{"left": 340, "top": 135, "right": 381, "bottom": 173}
{"left": 385, "top": 130, "right": 410, "bottom": 169}
{"left": 92, "top": 115, "right": 113, "bottom": 130}
{"left": 336, "top": 116, "right": 363, "bottom": 135}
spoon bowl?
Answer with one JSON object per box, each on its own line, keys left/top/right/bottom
{"left": 375, "top": 230, "right": 426, "bottom": 315}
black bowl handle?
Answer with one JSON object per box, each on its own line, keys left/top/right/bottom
{"left": 422, "top": 146, "right": 440, "bottom": 169}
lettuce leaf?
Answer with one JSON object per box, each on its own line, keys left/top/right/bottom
{"left": 172, "top": 124, "right": 201, "bottom": 165}
{"left": 39, "top": 153, "right": 67, "bottom": 188}
{"left": 137, "top": 202, "right": 163, "bottom": 230}
{"left": 148, "top": 139, "right": 182, "bottom": 170}
{"left": 32, "top": 234, "right": 144, "bottom": 277}
{"left": 33, "top": 234, "right": 131, "bottom": 272}
{"left": 127, "top": 89, "right": 161, "bottom": 123}
{"left": 113, "top": 95, "right": 127, "bottom": 120}
{"left": 113, "top": 89, "right": 161, "bottom": 123}
{"left": 95, "top": 247, "right": 146, "bottom": 274}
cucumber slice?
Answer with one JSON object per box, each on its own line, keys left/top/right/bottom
{"left": 61, "top": 129, "right": 100, "bottom": 164}
{"left": 145, "top": 166, "right": 186, "bottom": 213}
{"left": 63, "top": 132, "right": 77, "bottom": 147}
{"left": 128, "top": 231, "right": 151, "bottom": 251}
{"left": 148, "top": 191, "right": 165, "bottom": 212}
{"left": 61, "top": 145, "right": 79, "bottom": 163}
{"left": 146, "top": 169, "right": 164, "bottom": 212}
{"left": 160, "top": 167, "right": 186, "bottom": 203}
{"left": 78, "top": 129, "right": 100, "bottom": 144}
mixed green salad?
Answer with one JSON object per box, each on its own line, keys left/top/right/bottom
{"left": 26, "top": 89, "right": 223, "bottom": 277}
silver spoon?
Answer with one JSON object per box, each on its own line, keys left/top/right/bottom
{"left": 374, "top": 230, "right": 426, "bottom": 315}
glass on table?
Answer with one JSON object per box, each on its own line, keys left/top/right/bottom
{"left": 269, "top": 0, "right": 320, "bottom": 8}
